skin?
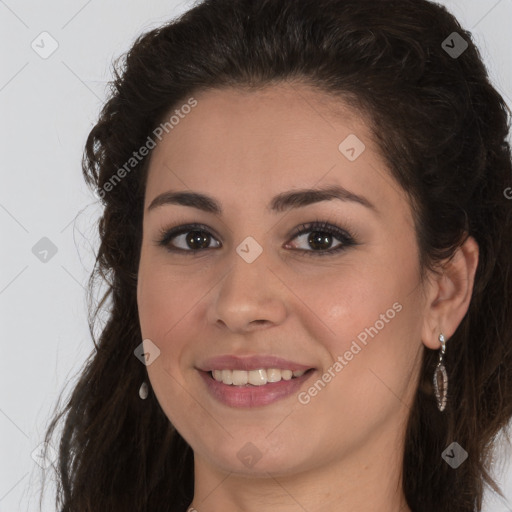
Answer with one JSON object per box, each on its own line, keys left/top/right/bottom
{"left": 136, "top": 83, "right": 479, "bottom": 512}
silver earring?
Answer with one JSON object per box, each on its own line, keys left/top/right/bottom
{"left": 433, "top": 333, "right": 448, "bottom": 412}
{"left": 139, "top": 381, "right": 149, "bottom": 400}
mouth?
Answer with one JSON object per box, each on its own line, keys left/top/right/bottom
{"left": 198, "top": 367, "right": 316, "bottom": 408}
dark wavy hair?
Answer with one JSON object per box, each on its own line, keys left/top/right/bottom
{"left": 40, "top": 0, "right": 512, "bottom": 510}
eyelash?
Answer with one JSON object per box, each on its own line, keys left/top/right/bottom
{"left": 156, "top": 219, "right": 358, "bottom": 257}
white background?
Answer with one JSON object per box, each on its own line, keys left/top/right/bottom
{"left": 0, "top": 0, "right": 511, "bottom": 510}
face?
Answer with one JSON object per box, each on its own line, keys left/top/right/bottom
{"left": 137, "top": 83, "right": 427, "bottom": 477}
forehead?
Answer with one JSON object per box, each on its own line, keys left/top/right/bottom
{"left": 144, "top": 83, "right": 405, "bottom": 214}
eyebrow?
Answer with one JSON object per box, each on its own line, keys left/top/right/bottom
{"left": 147, "top": 184, "right": 376, "bottom": 214}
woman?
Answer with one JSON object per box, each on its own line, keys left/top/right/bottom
{"left": 41, "top": 0, "right": 512, "bottom": 511}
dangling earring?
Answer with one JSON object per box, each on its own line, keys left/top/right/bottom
{"left": 433, "top": 333, "right": 448, "bottom": 412}
{"left": 139, "top": 381, "right": 149, "bottom": 400}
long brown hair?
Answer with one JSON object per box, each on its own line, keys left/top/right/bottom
{"left": 40, "top": 0, "right": 512, "bottom": 510}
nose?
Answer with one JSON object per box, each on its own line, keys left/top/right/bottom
{"left": 207, "top": 247, "right": 288, "bottom": 333}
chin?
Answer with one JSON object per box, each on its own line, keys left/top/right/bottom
{"left": 204, "top": 443, "right": 311, "bottom": 477}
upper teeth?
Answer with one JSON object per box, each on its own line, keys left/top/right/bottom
{"left": 211, "top": 368, "right": 307, "bottom": 386}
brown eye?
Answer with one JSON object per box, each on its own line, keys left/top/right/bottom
{"left": 286, "top": 221, "right": 357, "bottom": 257}
{"left": 157, "top": 223, "right": 221, "bottom": 252}
{"left": 305, "top": 231, "right": 338, "bottom": 251}
{"left": 184, "top": 230, "right": 212, "bottom": 250}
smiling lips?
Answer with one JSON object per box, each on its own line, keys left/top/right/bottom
{"left": 197, "top": 354, "right": 316, "bottom": 407}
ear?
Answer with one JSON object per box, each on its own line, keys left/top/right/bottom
{"left": 421, "top": 235, "right": 479, "bottom": 350}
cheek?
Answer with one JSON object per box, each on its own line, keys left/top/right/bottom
{"left": 292, "top": 253, "right": 423, "bottom": 406}
{"left": 137, "top": 256, "right": 203, "bottom": 340}
{"left": 137, "top": 276, "right": 169, "bottom": 344}
{"left": 137, "top": 257, "right": 211, "bottom": 383}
